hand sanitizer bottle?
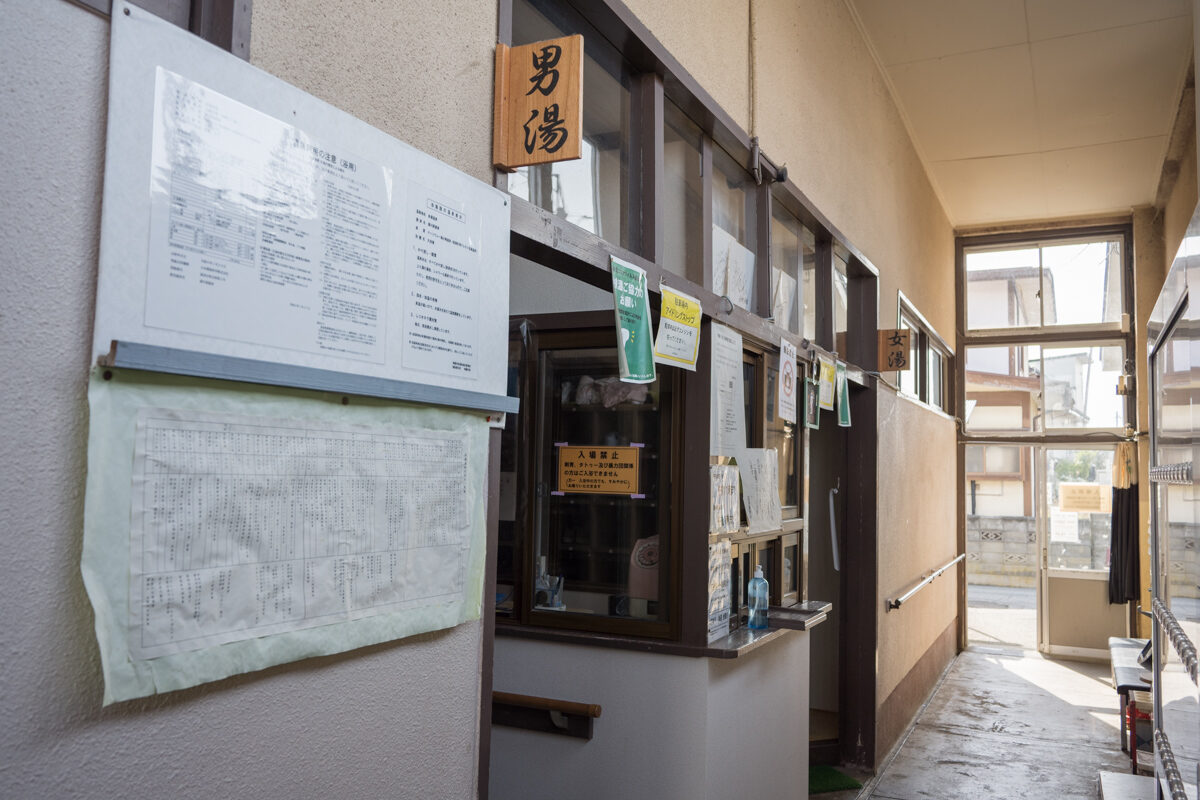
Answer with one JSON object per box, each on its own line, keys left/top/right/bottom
{"left": 748, "top": 565, "right": 769, "bottom": 629}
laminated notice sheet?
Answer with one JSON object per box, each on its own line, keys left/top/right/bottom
{"left": 81, "top": 371, "right": 489, "bottom": 703}
{"left": 130, "top": 409, "right": 473, "bottom": 659}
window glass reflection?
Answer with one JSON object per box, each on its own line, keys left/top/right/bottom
{"left": 712, "top": 145, "right": 757, "bottom": 311}
{"left": 766, "top": 351, "right": 799, "bottom": 516}
{"left": 511, "top": 0, "right": 630, "bottom": 249}
{"left": 535, "top": 346, "right": 671, "bottom": 623}
{"left": 833, "top": 250, "right": 849, "bottom": 353}
{"left": 663, "top": 102, "right": 703, "bottom": 284}
{"left": 964, "top": 345, "right": 1042, "bottom": 432}
{"left": 770, "top": 201, "right": 813, "bottom": 335}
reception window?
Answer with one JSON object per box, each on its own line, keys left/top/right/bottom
{"left": 501, "top": 324, "right": 678, "bottom": 638}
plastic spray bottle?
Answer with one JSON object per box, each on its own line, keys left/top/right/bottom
{"left": 748, "top": 565, "right": 769, "bottom": 629}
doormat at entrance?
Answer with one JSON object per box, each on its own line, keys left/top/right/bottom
{"left": 808, "top": 765, "right": 862, "bottom": 795}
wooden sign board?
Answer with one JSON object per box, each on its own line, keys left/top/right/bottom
{"left": 877, "top": 328, "right": 912, "bottom": 372}
{"left": 493, "top": 35, "right": 583, "bottom": 171}
{"left": 557, "top": 444, "right": 640, "bottom": 495}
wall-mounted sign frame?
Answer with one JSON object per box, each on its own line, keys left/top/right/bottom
{"left": 93, "top": 2, "right": 514, "bottom": 415}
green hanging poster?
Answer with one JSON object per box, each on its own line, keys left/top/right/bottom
{"left": 610, "top": 256, "right": 656, "bottom": 384}
{"left": 836, "top": 360, "right": 851, "bottom": 427}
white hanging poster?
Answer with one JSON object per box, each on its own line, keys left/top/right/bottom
{"left": 707, "top": 539, "right": 732, "bottom": 644}
{"left": 1050, "top": 510, "right": 1080, "bottom": 543}
{"left": 710, "top": 464, "right": 740, "bottom": 534}
{"left": 738, "top": 448, "right": 782, "bottom": 535}
{"left": 778, "top": 338, "right": 798, "bottom": 424}
{"left": 710, "top": 323, "right": 747, "bottom": 457}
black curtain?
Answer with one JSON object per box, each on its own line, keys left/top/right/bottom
{"left": 1108, "top": 483, "right": 1140, "bottom": 604}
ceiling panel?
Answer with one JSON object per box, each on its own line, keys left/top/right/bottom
{"left": 1032, "top": 18, "right": 1191, "bottom": 151}
{"left": 890, "top": 45, "right": 1038, "bottom": 162}
{"left": 931, "top": 153, "right": 1046, "bottom": 225}
{"left": 851, "top": 0, "right": 1027, "bottom": 66}
{"left": 848, "top": 0, "right": 1192, "bottom": 226}
{"left": 1041, "top": 137, "right": 1165, "bottom": 217}
{"left": 1025, "top": 0, "right": 1189, "bottom": 42}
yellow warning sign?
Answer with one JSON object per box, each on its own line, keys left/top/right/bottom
{"left": 557, "top": 445, "right": 640, "bottom": 495}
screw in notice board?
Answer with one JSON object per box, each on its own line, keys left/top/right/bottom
{"left": 102, "top": 370, "right": 113, "bottom": 381}
{"left": 341, "top": 396, "right": 349, "bottom": 405}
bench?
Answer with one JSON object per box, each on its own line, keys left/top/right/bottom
{"left": 1098, "top": 771, "right": 1157, "bottom": 800}
{"left": 1109, "top": 637, "right": 1151, "bottom": 761}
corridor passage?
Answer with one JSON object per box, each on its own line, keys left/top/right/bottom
{"left": 848, "top": 648, "right": 1128, "bottom": 799}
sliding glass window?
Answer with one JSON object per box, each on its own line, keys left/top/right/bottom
{"left": 769, "top": 199, "right": 814, "bottom": 336}
{"left": 965, "top": 237, "right": 1123, "bottom": 333}
{"left": 509, "top": 0, "right": 631, "bottom": 249}
{"left": 711, "top": 144, "right": 758, "bottom": 312}
{"left": 662, "top": 102, "right": 704, "bottom": 285}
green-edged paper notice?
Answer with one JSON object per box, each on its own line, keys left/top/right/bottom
{"left": 611, "top": 256, "right": 656, "bottom": 384}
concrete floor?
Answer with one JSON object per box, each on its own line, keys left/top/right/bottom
{"left": 813, "top": 585, "right": 1128, "bottom": 800}
{"left": 821, "top": 647, "right": 1127, "bottom": 800}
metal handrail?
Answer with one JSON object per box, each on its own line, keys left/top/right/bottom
{"left": 886, "top": 553, "right": 966, "bottom": 611}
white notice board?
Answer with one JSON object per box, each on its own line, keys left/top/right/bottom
{"left": 95, "top": 2, "right": 510, "bottom": 405}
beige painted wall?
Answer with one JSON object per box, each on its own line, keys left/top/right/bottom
{"left": 624, "top": 0, "right": 957, "bottom": 346}
{"left": 251, "top": 0, "right": 499, "bottom": 183}
{"left": 876, "top": 390, "right": 958, "bottom": 706}
{"left": 1046, "top": 576, "right": 1128, "bottom": 651}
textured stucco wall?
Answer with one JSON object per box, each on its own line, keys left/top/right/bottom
{"left": 624, "top": 0, "right": 752, "bottom": 132}
{"left": 250, "top": 0, "right": 499, "bottom": 183}
{"left": 0, "top": 2, "right": 482, "bottom": 797}
{"left": 875, "top": 391, "right": 958, "bottom": 706}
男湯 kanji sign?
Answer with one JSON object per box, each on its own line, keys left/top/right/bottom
{"left": 493, "top": 35, "right": 583, "bottom": 170}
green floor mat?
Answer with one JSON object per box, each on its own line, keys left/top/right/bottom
{"left": 808, "top": 764, "right": 863, "bottom": 795}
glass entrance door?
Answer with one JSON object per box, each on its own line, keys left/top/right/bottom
{"left": 1037, "top": 446, "right": 1127, "bottom": 657}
